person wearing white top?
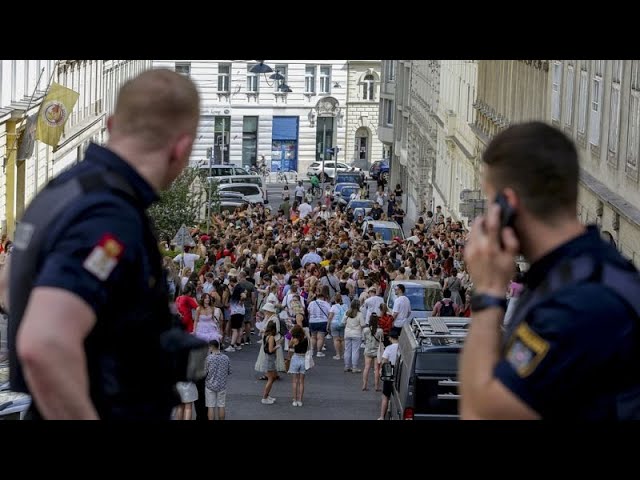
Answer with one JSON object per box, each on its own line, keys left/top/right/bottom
{"left": 391, "top": 284, "right": 412, "bottom": 328}
{"left": 298, "top": 202, "right": 313, "bottom": 219}
{"left": 307, "top": 292, "right": 332, "bottom": 357}
{"left": 343, "top": 300, "right": 364, "bottom": 373}
{"left": 378, "top": 328, "right": 400, "bottom": 420}
{"left": 173, "top": 247, "right": 200, "bottom": 271}
{"left": 363, "top": 290, "right": 385, "bottom": 324}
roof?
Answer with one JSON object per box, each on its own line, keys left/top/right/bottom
{"left": 364, "top": 220, "right": 402, "bottom": 228}
{"left": 389, "top": 280, "right": 442, "bottom": 289}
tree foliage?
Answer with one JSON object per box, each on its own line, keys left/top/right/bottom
{"left": 148, "top": 167, "right": 216, "bottom": 242}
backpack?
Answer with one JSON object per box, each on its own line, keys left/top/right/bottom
{"left": 332, "top": 305, "right": 346, "bottom": 329}
{"left": 439, "top": 300, "right": 455, "bottom": 317}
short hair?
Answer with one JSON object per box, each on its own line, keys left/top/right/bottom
{"left": 396, "top": 284, "right": 406, "bottom": 293}
{"left": 482, "top": 121, "right": 579, "bottom": 221}
{"left": 111, "top": 68, "right": 200, "bottom": 150}
{"left": 209, "top": 339, "right": 220, "bottom": 349}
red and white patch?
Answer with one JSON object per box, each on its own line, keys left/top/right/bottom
{"left": 82, "top": 234, "right": 125, "bottom": 281}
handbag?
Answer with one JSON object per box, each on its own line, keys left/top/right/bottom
{"left": 304, "top": 346, "right": 315, "bottom": 370}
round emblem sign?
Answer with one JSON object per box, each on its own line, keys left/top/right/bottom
{"left": 42, "top": 101, "right": 67, "bottom": 127}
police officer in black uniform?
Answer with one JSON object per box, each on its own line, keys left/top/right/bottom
{"left": 0, "top": 69, "right": 203, "bottom": 420}
{"left": 460, "top": 122, "right": 640, "bottom": 420}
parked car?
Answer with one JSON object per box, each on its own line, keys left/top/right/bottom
{"left": 211, "top": 175, "right": 268, "bottom": 203}
{"left": 331, "top": 182, "right": 361, "bottom": 207}
{"left": 307, "top": 161, "right": 362, "bottom": 181}
{"left": 370, "top": 160, "right": 390, "bottom": 181}
{"left": 361, "top": 220, "right": 405, "bottom": 244}
{"left": 217, "top": 183, "right": 265, "bottom": 204}
{"left": 347, "top": 199, "right": 376, "bottom": 215}
{"left": 384, "top": 280, "right": 443, "bottom": 320}
{"left": 200, "top": 165, "right": 251, "bottom": 176}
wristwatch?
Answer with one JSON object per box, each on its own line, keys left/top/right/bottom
{"left": 471, "top": 293, "right": 507, "bottom": 312}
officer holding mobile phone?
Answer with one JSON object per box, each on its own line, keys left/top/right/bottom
{"left": 460, "top": 122, "right": 640, "bottom": 420}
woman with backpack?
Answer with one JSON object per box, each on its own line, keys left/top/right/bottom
{"left": 362, "top": 313, "right": 384, "bottom": 391}
{"left": 328, "top": 293, "right": 346, "bottom": 360}
{"left": 433, "top": 288, "right": 459, "bottom": 317}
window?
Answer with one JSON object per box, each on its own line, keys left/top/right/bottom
{"left": 589, "top": 75, "right": 602, "bottom": 146}
{"left": 214, "top": 116, "right": 231, "bottom": 164}
{"left": 273, "top": 64, "right": 287, "bottom": 92}
{"left": 386, "top": 99, "right": 394, "bottom": 126}
{"left": 305, "top": 65, "right": 316, "bottom": 94}
{"left": 564, "top": 64, "right": 575, "bottom": 126}
{"left": 218, "top": 63, "right": 230, "bottom": 92}
{"left": 551, "top": 62, "right": 562, "bottom": 121}
{"left": 608, "top": 61, "right": 623, "bottom": 160}
{"left": 319, "top": 66, "right": 331, "bottom": 94}
{"left": 242, "top": 116, "right": 258, "bottom": 168}
{"left": 386, "top": 60, "right": 396, "bottom": 82}
{"left": 175, "top": 62, "right": 190, "bottom": 77}
{"left": 247, "top": 64, "right": 258, "bottom": 92}
{"left": 578, "top": 68, "right": 588, "bottom": 135}
{"left": 362, "top": 74, "right": 375, "bottom": 101}
{"left": 627, "top": 61, "right": 640, "bottom": 176}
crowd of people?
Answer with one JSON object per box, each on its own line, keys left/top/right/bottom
{"left": 163, "top": 178, "right": 476, "bottom": 418}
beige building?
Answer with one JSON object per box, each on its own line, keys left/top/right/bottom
{"left": 343, "top": 60, "right": 383, "bottom": 168}
{"left": 433, "top": 60, "right": 480, "bottom": 221}
{"left": 550, "top": 60, "right": 640, "bottom": 267}
{"left": 1, "top": 60, "right": 151, "bottom": 237}
{"left": 378, "top": 60, "right": 440, "bottom": 224}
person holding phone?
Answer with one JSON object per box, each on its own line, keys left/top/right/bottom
{"left": 460, "top": 122, "right": 640, "bottom": 420}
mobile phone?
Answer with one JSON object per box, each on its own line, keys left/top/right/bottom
{"left": 494, "top": 192, "right": 516, "bottom": 248}
{"left": 494, "top": 192, "right": 516, "bottom": 229}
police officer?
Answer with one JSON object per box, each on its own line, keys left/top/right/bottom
{"left": 460, "top": 122, "right": 640, "bottom": 420}
{"left": 0, "top": 69, "right": 202, "bottom": 419}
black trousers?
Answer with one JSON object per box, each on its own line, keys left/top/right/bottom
{"left": 194, "top": 378, "right": 207, "bottom": 421}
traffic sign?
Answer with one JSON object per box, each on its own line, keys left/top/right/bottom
{"left": 172, "top": 224, "right": 196, "bottom": 247}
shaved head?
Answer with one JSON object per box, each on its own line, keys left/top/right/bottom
{"left": 110, "top": 68, "right": 200, "bottom": 151}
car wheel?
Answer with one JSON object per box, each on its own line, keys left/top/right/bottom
{"left": 382, "top": 172, "right": 390, "bottom": 181}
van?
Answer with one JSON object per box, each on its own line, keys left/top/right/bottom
{"left": 387, "top": 317, "right": 469, "bottom": 420}
{"left": 200, "top": 165, "right": 251, "bottom": 177}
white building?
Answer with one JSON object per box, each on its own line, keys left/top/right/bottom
{"left": 550, "top": 60, "right": 640, "bottom": 267}
{"left": 152, "top": 60, "right": 349, "bottom": 175}
{"left": 0, "top": 59, "right": 151, "bottom": 237}
{"left": 433, "top": 60, "right": 480, "bottom": 221}
{"left": 344, "top": 60, "right": 383, "bottom": 167}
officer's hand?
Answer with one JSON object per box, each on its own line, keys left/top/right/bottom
{"left": 464, "top": 203, "right": 519, "bottom": 297}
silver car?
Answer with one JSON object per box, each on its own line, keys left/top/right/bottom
{"left": 385, "top": 280, "right": 443, "bottom": 319}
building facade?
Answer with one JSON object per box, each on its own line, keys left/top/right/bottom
{"left": 432, "top": 60, "right": 480, "bottom": 222}
{"left": 378, "top": 60, "right": 440, "bottom": 225}
{"left": 344, "top": 60, "right": 383, "bottom": 168}
{"left": 152, "top": 60, "right": 349, "bottom": 175}
{"left": 550, "top": 60, "right": 640, "bottom": 267}
{"left": 0, "top": 59, "right": 151, "bottom": 237}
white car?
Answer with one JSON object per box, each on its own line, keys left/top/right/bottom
{"left": 217, "top": 183, "right": 265, "bottom": 204}
{"left": 307, "top": 161, "right": 362, "bottom": 181}
{"left": 362, "top": 220, "right": 405, "bottom": 244}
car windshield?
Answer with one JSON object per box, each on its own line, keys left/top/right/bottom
{"left": 340, "top": 186, "right": 359, "bottom": 197}
{"left": 336, "top": 173, "right": 361, "bottom": 183}
{"left": 373, "top": 226, "right": 403, "bottom": 241}
{"left": 388, "top": 285, "right": 442, "bottom": 311}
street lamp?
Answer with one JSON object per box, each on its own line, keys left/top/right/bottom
{"left": 249, "top": 61, "right": 273, "bottom": 74}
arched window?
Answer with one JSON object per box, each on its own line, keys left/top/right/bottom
{"left": 362, "top": 74, "right": 375, "bottom": 101}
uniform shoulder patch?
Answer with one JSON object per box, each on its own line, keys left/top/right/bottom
{"left": 505, "top": 322, "right": 550, "bottom": 378}
{"left": 83, "top": 233, "right": 125, "bottom": 281}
